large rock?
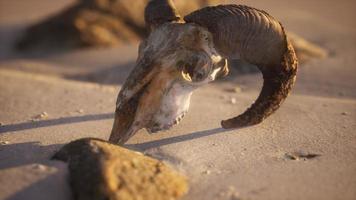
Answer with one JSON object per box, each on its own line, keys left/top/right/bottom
{"left": 16, "top": 0, "right": 219, "bottom": 51}
{"left": 53, "top": 138, "right": 188, "bottom": 200}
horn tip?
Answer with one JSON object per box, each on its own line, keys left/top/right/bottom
{"left": 221, "top": 119, "right": 236, "bottom": 129}
{"left": 221, "top": 116, "right": 264, "bottom": 129}
{"left": 221, "top": 120, "right": 229, "bottom": 129}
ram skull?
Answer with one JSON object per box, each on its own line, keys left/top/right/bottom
{"left": 109, "top": 0, "right": 298, "bottom": 144}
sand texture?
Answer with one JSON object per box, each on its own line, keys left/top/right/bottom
{"left": 0, "top": 0, "right": 356, "bottom": 200}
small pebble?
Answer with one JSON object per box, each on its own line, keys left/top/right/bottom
{"left": 77, "top": 109, "right": 84, "bottom": 114}
{"left": 33, "top": 164, "right": 47, "bottom": 171}
{"left": 0, "top": 122, "right": 3, "bottom": 126}
{"left": 131, "top": 158, "right": 140, "bottom": 167}
{"left": 230, "top": 193, "right": 242, "bottom": 200}
{"left": 202, "top": 170, "right": 211, "bottom": 175}
{"left": 40, "top": 112, "right": 48, "bottom": 118}
{"left": 341, "top": 112, "right": 348, "bottom": 116}
{"left": 32, "top": 112, "right": 48, "bottom": 121}
{"left": 230, "top": 98, "right": 237, "bottom": 104}
{"left": 226, "top": 86, "right": 243, "bottom": 93}
{"left": 0, "top": 141, "right": 10, "bottom": 145}
{"left": 219, "top": 186, "right": 241, "bottom": 199}
{"left": 233, "top": 86, "right": 242, "bottom": 93}
{"left": 284, "top": 153, "right": 299, "bottom": 160}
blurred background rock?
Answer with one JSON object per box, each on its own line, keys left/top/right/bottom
{"left": 13, "top": 0, "right": 327, "bottom": 72}
{"left": 16, "top": 0, "right": 220, "bottom": 50}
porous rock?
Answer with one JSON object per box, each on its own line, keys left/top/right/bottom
{"left": 53, "top": 138, "right": 188, "bottom": 200}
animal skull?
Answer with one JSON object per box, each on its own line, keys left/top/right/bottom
{"left": 109, "top": 0, "right": 298, "bottom": 144}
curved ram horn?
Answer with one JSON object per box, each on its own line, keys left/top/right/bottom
{"left": 144, "top": 0, "right": 181, "bottom": 30}
{"left": 185, "top": 5, "right": 298, "bottom": 129}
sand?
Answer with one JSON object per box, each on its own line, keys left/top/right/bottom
{"left": 0, "top": 0, "right": 356, "bottom": 200}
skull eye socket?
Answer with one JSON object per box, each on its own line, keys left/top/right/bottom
{"left": 181, "top": 64, "right": 208, "bottom": 82}
{"left": 178, "top": 54, "right": 210, "bottom": 82}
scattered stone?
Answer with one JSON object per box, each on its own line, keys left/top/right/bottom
{"left": 225, "top": 86, "right": 243, "bottom": 93}
{"left": 0, "top": 141, "right": 10, "bottom": 145}
{"left": 0, "top": 122, "right": 2, "bottom": 126}
{"left": 202, "top": 170, "right": 211, "bottom": 175}
{"left": 341, "top": 112, "right": 348, "bottom": 116}
{"left": 284, "top": 152, "right": 321, "bottom": 161}
{"left": 218, "top": 186, "right": 241, "bottom": 200}
{"left": 233, "top": 86, "right": 242, "bottom": 93}
{"left": 230, "top": 98, "right": 237, "bottom": 104}
{"left": 53, "top": 138, "right": 188, "bottom": 200}
{"left": 77, "top": 109, "right": 84, "bottom": 114}
{"left": 41, "top": 112, "right": 48, "bottom": 118}
{"left": 32, "top": 164, "right": 48, "bottom": 171}
{"left": 32, "top": 112, "right": 49, "bottom": 121}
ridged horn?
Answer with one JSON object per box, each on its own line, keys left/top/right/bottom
{"left": 185, "top": 5, "right": 298, "bottom": 129}
{"left": 144, "top": 0, "right": 181, "bottom": 30}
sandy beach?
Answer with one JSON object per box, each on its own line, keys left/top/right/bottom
{"left": 0, "top": 0, "right": 355, "bottom": 200}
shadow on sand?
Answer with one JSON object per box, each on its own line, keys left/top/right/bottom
{"left": 0, "top": 113, "right": 114, "bottom": 134}
{"left": 0, "top": 141, "right": 63, "bottom": 170}
{"left": 0, "top": 128, "right": 231, "bottom": 199}
{"left": 0, "top": 141, "right": 72, "bottom": 200}
{"left": 126, "top": 127, "right": 230, "bottom": 151}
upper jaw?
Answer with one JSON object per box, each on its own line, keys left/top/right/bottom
{"left": 180, "top": 62, "right": 227, "bottom": 86}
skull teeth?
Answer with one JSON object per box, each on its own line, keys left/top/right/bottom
{"left": 181, "top": 71, "right": 192, "bottom": 82}
{"left": 174, "top": 112, "right": 186, "bottom": 125}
